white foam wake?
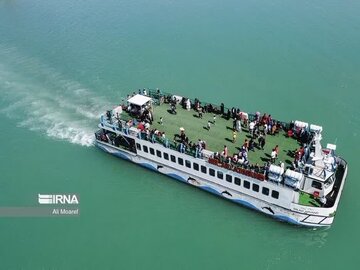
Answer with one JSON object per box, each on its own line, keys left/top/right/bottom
{"left": 0, "top": 45, "right": 113, "bottom": 146}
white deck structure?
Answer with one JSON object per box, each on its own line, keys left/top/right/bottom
{"left": 95, "top": 93, "right": 348, "bottom": 227}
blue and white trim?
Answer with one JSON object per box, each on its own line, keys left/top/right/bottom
{"left": 95, "top": 140, "right": 341, "bottom": 227}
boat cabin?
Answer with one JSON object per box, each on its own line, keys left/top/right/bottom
{"left": 301, "top": 142, "right": 337, "bottom": 198}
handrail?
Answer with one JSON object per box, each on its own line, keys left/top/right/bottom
{"left": 103, "top": 117, "right": 268, "bottom": 180}
{"left": 208, "top": 157, "right": 266, "bottom": 181}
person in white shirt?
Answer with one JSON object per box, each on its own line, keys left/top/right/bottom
{"left": 186, "top": 99, "right": 191, "bottom": 111}
{"left": 271, "top": 149, "right": 277, "bottom": 163}
{"left": 249, "top": 121, "right": 255, "bottom": 137}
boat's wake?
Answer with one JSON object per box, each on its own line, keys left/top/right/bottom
{"left": 0, "top": 45, "right": 112, "bottom": 147}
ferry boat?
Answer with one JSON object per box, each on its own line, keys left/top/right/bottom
{"left": 95, "top": 89, "right": 348, "bottom": 227}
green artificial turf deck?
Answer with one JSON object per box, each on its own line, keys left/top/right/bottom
{"left": 150, "top": 103, "right": 300, "bottom": 166}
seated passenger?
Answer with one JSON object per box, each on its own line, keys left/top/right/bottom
{"left": 101, "top": 133, "right": 108, "bottom": 143}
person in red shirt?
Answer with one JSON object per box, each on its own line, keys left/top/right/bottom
{"left": 262, "top": 113, "right": 268, "bottom": 125}
{"left": 222, "top": 145, "right": 228, "bottom": 157}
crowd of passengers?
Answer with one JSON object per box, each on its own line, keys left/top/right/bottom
{"left": 174, "top": 96, "right": 314, "bottom": 172}
{"left": 116, "top": 90, "right": 314, "bottom": 174}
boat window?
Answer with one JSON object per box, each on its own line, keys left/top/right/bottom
{"left": 244, "top": 181, "right": 250, "bottom": 189}
{"left": 226, "top": 174, "right": 232, "bottom": 183}
{"left": 164, "top": 152, "right": 169, "bottom": 160}
{"left": 143, "top": 145, "right": 148, "bottom": 153}
{"left": 150, "top": 148, "right": 155, "bottom": 155}
{"left": 136, "top": 143, "right": 141, "bottom": 150}
{"left": 171, "top": 155, "right": 176, "bottom": 163}
{"left": 178, "top": 157, "right": 184, "bottom": 166}
{"left": 209, "top": 168, "right": 215, "bottom": 176}
{"left": 271, "top": 190, "right": 279, "bottom": 199}
{"left": 201, "top": 166, "right": 207, "bottom": 174}
{"left": 193, "top": 163, "right": 199, "bottom": 171}
{"left": 262, "top": 187, "right": 269, "bottom": 196}
{"left": 217, "top": 171, "right": 223, "bottom": 180}
{"left": 185, "top": 160, "right": 191, "bottom": 168}
{"left": 156, "top": 150, "right": 162, "bottom": 158}
{"left": 252, "top": 183, "right": 259, "bottom": 192}
{"left": 311, "top": 180, "right": 322, "bottom": 190}
{"left": 234, "top": 177, "right": 241, "bottom": 186}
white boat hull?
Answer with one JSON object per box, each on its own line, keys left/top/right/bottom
{"left": 96, "top": 140, "right": 343, "bottom": 227}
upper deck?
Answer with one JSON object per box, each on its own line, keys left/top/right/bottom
{"left": 119, "top": 90, "right": 301, "bottom": 168}
{"left": 97, "top": 89, "right": 346, "bottom": 209}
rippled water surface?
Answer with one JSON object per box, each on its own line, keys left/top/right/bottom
{"left": 0, "top": 0, "right": 359, "bottom": 269}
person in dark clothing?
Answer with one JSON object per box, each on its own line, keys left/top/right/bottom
{"left": 194, "top": 98, "right": 199, "bottom": 109}
{"left": 254, "top": 163, "right": 260, "bottom": 173}
{"left": 249, "top": 138, "right": 255, "bottom": 152}
{"left": 231, "top": 107, "right": 236, "bottom": 119}
{"left": 203, "top": 105, "right": 208, "bottom": 113}
{"left": 220, "top": 103, "right": 224, "bottom": 115}
{"left": 289, "top": 121, "right": 295, "bottom": 131}
{"left": 227, "top": 109, "right": 231, "bottom": 120}
{"left": 181, "top": 97, "right": 186, "bottom": 109}
{"left": 198, "top": 107, "right": 203, "bottom": 119}
{"left": 180, "top": 132, "right": 186, "bottom": 142}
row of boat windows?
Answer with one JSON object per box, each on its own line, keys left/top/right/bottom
{"left": 138, "top": 143, "right": 280, "bottom": 200}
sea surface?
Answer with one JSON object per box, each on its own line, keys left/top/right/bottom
{"left": 0, "top": 0, "right": 359, "bottom": 269}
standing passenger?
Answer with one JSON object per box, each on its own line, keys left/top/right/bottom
{"left": 223, "top": 145, "right": 228, "bottom": 157}
{"left": 258, "top": 133, "right": 266, "bottom": 150}
{"left": 186, "top": 99, "right": 191, "bottom": 111}
{"left": 249, "top": 121, "right": 255, "bottom": 137}
{"left": 232, "top": 130, "right": 237, "bottom": 143}
{"left": 270, "top": 149, "right": 277, "bottom": 163}
{"left": 236, "top": 119, "right": 242, "bottom": 132}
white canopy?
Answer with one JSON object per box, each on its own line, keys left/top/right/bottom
{"left": 327, "top": 143, "right": 337, "bottom": 151}
{"left": 127, "top": 94, "right": 152, "bottom": 107}
{"left": 269, "top": 165, "right": 284, "bottom": 175}
{"left": 284, "top": 169, "right": 304, "bottom": 181}
{"left": 310, "top": 124, "right": 323, "bottom": 133}
{"left": 284, "top": 169, "right": 303, "bottom": 188}
{"left": 294, "top": 120, "right": 309, "bottom": 129}
{"left": 268, "top": 165, "right": 284, "bottom": 183}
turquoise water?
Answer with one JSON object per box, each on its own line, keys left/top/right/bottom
{"left": 0, "top": 0, "right": 359, "bottom": 269}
